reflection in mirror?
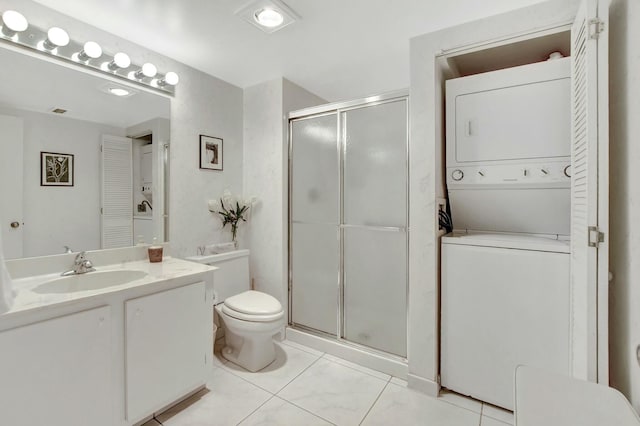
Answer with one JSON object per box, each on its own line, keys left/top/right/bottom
{"left": 0, "top": 46, "right": 171, "bottom": 259}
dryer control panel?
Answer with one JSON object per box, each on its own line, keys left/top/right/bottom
{"left": 447, "top": 161, "right": 571, "bottom": 187}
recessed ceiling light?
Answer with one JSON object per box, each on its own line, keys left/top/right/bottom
{"left": 109, "top": 88, "right": 130, "bottom": 97}
{"left": 254, "top": 8, "right": 284, "bottom": 28}
{"left": 235, "top": 0, "right": 300, "bottom": 34}
{"left": 100, "top": 83, "right": 137, "bottom": 98}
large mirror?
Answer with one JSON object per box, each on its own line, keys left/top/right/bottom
{"left": 0, "top": 46, "right": 170, "bottom": 259}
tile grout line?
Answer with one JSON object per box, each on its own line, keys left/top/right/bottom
{"left": 358, "top": 376, "right": 392, "bottom": 426}
{"left": 273, "top": 355, "right": 339, "bottom": 425}
{"left": 280, "top": 340, "right": 326, "bottom": 357}
{"left": 437, "top": 394, "right": 485, "bottom": 416}
{"left": 320, "top": 353, "right": 391, "bottom": 383}
{"left": 279, "top": 395, "right": 339, "bottom": 426}
{"left": 220, "top": 346, "right": 324, "bottom": 395}
{"left": 234, "top": 394, "right": 276, "bottom": 426}
{"left": 216, "top": 361, "right": 277, "bottom": 394}
{"left": 274, "top": 353, "right": 324, "bottom": 394}
{"left": 481, "top": 403, "right": 515, "bottom": 424}
{"left": 275, "top": 395, "right": 338, "bottom": 426}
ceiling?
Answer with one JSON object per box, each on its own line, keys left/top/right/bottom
{"left": 0, "top": 47, "right": 169, "bottom": 128}
{"left": 32, "top": 0, "right": 546, "bottom": 102}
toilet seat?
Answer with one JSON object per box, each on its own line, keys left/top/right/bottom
{"left": 222, "top": 290, "right": 283, "bottom": 322}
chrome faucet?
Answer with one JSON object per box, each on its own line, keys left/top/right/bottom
{"left": 61, "top": 251, "right": 96, "bottom": 276}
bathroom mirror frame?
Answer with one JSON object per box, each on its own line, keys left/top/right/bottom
{"left": 0, "top": 42, "right": 171, "bottom": 260}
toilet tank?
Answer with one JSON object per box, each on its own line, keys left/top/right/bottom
{"left": 185, "top": 249, "right": 250, "bottom": 303}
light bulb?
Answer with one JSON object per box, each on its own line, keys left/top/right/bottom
{"left": 135, "top": 62, "right": 157, "bottom": 79}
{"left": 254, "top": 8, "right": 284, "bottom": 27}
{"left": 141, "top": 63, "right": 157, "bottom": 77}
{"left": 158, "top": 71, "right": 179, "bottom": 86}
{"left": 80, "top": 41, "right": 102, "bottom": 59}
{"left": 1, "top": 10, "right": 28, "bottom": 36}
{"left": 106, "top": 52, "right": 131, "bottom": 71}
{"left": 43, "top": 27, "right": 69, "bottom": 50}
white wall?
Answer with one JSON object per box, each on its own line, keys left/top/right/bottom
{"left": 243, "top": 78, "right": 325, "bottom": 313}
{"left": 609, "top": 0, "right": 640, "bottom": 411}
{"left": 0, "top": 0, "right": 244, "bottom": 259}
{"left": 0, "top": 107, "right": 125, "bottom": 257}
{"left": 408, "top": 0, "right": 579, "bottom": 393}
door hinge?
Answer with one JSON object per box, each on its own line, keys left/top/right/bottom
{"left": 588, "top": 226, "right": 605, "bottom": 248}
{"left": 589, "top": 18, "right": 605, "bottom": 39}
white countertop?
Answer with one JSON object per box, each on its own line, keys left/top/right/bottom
{"left": 4, "top": 257, "right": 216, "bottom": 318}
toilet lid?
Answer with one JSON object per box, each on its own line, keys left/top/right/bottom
{"left": 224, "top": 290, "right": 283, "bottom": 316}
{"left": 221, "top": 305, "right": 284, "bottom": 322}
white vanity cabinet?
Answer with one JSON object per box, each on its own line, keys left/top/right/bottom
{"left": 0, "top": 306, "right": 112, "bottom": 426}
{"left": 125, "top": 281, "right": 208, "bottom": 423}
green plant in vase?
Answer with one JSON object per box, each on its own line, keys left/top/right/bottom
{"left": 208, "top": 190, "right": 256, "bottom": 243}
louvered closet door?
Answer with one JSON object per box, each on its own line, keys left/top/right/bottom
{"left": 570, "top": 0, "right": 609, "bottom": 383}
{"left": 101, "top": 135, "right": 133, "bottom": 248}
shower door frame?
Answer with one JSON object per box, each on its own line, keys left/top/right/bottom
{"left": 287, "top": 90, "right": 410, "bottom": 360}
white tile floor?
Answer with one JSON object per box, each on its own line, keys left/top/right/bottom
{"left": 142, "top": 340, "right": 515, "bottom": 426}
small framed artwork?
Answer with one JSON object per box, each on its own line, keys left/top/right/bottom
{"left": 41, "top": 151, "right": 74, "bottom": 187}
{"left": 199, "top": 135, "right": 223, "bottom": 171}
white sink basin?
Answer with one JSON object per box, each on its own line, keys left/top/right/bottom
{"left": 33, "top": 270, "right": 147, "bottom": 294}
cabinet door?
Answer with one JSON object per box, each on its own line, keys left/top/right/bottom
{"left": 141, "top": 148, "right": 152, "bottom": 184}
{"left": 125, "top": 282, "right": 208, "bottom": 423}
{"left": 0, "top": 306, "right": 112, "bottom": 426}
{"left": 454, "top": 76, "right": 571, "bottom": 163}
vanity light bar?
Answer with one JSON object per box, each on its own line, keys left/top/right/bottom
{"left": 0, "top": 10, "right": 179, "bottom": 95}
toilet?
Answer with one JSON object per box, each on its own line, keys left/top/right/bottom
{"left": 186, "top": 249, "right": 284, "bottom": 372}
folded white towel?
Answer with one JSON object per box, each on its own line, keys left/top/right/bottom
{"left": 0, "top": 226, "right": 15, "bottom": 314}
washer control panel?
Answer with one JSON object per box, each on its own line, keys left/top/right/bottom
{"left": 447, "top": 162, "right": 571, "bottom": 186}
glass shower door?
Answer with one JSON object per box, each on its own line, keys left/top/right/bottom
{"left": 290, "top": 113, "right": 339, "bottom": 335}
{"left": 342, "top": 99, "right": 408, "bottom": 357}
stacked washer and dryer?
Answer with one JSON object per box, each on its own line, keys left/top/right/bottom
{"left": 440, "top": 56, "right": 573, "bottom": 410}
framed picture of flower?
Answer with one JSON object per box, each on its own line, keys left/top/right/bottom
{"left": 40, "top": 151, "right": 74, "bottom": 187}
{"left": 199, "top": 135, "right": 223, "bottom": 171}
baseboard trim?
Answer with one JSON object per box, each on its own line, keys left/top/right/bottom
{"left": 407, "top": 373, "right": 440, "bottom": 397}
{"left": 286, "top": 327, "right": 408, "bottom": 379}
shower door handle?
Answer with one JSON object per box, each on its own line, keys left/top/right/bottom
{"left": 340, "top": 224, "right": 406, "bottom": 232}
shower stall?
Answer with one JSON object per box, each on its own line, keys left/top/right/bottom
{"left": 288, "top": 91, "right": 408, "bottom": 359}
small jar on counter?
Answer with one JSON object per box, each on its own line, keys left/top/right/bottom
{"left": 148, "top": 237, "right": 163, "bottom": 263}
